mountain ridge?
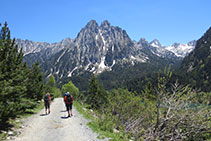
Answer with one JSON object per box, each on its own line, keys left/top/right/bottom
{"left": 179, "top": 27, "right": 211, "bottom": 91}
{"left": 16, "top": 20, "right": 196, "bottom": 81}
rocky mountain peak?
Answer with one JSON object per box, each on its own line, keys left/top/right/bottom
{"left": 187, "top": 40, "right": 197, "bottom": 46}
{"left": 100, "top": 20, "right": 111, "bottom": 28}
{"left": 150, "top": 39, "right": 162, "bottom": 47}
{"left": 138, "top": 38, "right": 148, "bottom": 44}
{"left": 79, "top": 20, "right": 99, "bottom": 34}
{"left": 85, "top": 20, "right": 98, "bottom": 28}
{"left": 172, "top": 42, "right": 180, "bottom": 47}
{"left": 137, "top": 38, "right": 150, "bottom": 48}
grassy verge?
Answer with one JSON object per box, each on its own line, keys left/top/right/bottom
{"left": 74, "top": 101, "right": 131, "bottom": 141}
{"left": 21, "top": 101, "right": 44, "bottom": 119}
{"left": 0, "top": 101, "right": 44, "bottom": 141}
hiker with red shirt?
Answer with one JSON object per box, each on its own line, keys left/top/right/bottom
{"left": 44, "top": 92, "right": 51, "bottom": 115}
{"left": 64, "top": 92, "right": 73, "bottom": 117}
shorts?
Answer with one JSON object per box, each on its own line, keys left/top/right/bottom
{"left": 65, "top": 103, "right": 72, "bottom": 111}
{"left": 45, "top": 102, "right": 50, "bottom": 109}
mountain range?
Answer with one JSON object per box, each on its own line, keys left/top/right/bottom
{"left": 16, "top": 20, "right": 196, "bottom": 80}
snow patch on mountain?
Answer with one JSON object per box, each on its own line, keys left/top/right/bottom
{"left": 95, "top": 56, "right": 110, "bottom": 73}
{"left": 150, "top": 39, "right": 163, "bottom": 48}
{"left": 57, "top": 51, "right": 66, "bottom": 63}
{"left": 68, "top": 67, "right": 78, "bottom": 77}
{"left": 85, "top": 63, "right": 91, "bottom": 71}
{"left": 165, "top": 41, "right": 196, "bottom": 57}
{"left": 56, "top": 69, "right": 59, "bottom": 74}
{"left": 90, "top": 67, "right": 96, "bottom": 72}
{"left": 111, "top": 60, "right": 116, "bottom": 68}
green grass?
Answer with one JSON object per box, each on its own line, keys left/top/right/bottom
{"left": 21, "top": 101, "right": 44, "bottom": 118}
{"left": 74, "top": 101, "right": 93, "bottom": 120}
{"left": 74, "top": 101, "right": 132, "bottom": 141}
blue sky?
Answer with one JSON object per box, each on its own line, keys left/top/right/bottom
{"left": 0, "top": 0, "right": 210, "bottom": 46}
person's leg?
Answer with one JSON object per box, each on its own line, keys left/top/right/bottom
{"left": 48, "top": 103, "right": 50, "bottom": 114}
{"left": 45, "top": 103, "right": 47, "bottom": 114}
{"left": 70, "top": 103, "right": 73, "bottom": 116}
{"left": 66, "top": 104, "right": 70, "bottom": 117}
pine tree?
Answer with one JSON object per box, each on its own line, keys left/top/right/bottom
{"left": 87, "top": 75, "right": 107, "bottom": 109}
{"left": 0, "top": 22, "right": 44, "bottom": 127}
{"left": 26, "top": 62, "right": 44, "bottom": 101}
{"left": 0, "top": 22, "right": 27, "bottom": 123}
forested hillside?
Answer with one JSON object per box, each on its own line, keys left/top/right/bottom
{"left": 179, "top": 27, "right": 211, "bottom": 92}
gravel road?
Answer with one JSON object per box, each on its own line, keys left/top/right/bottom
{"left": 10, "top": 98, "right": 108, "bottom": 141}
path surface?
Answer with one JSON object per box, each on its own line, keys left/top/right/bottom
{"left": 10, "top": 98, "right": 108, "bottom": 141}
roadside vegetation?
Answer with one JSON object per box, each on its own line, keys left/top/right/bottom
{"left": 74, "top": 68, "right": 211, "bottom": 140}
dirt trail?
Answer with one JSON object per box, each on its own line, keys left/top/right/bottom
{"left": 10, "top": 98, "right": 107, "bottom": 141}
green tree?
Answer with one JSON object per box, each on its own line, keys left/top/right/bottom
{"left": 155, "top": 66, "right": 172, "bottom": 129}
{"left": 0, "top": 22, "right": 27, "bottom": 123}
{"left": 45, "top": 74, "right": 61, "bottom": 99}
{"left": 142, "top": 81, "right": 156, "bottom": 101}
{"left": 0, "top": 23, "right": 45, "bottom": 127}
{"left": 86, "top": 75, "right": 107, "bottom": 109}
{"left": 62, "top": 81, "right": 79, "bottom": 99}
{"left": 26, "top": 62, "right": 44, "bottom": 101}
{"left": 45, "top": 74, "right": 56, "bottom": 94}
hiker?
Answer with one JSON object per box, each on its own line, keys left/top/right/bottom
{"left": 64, "top": 92, "right": 68, "bottom": 111}
{"left": 64, "top": 92, "right": 73, "bottom": 117}
{"left": 44, "top": 92, "right": 51, "bottom": 115}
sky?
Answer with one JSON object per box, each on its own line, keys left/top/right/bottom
{"left": 0, "top": 0, "right": 211, "bottom": 46}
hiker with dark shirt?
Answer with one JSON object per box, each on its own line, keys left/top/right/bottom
{"left": 64, "top": 92, "right": 73, "bottom": 117}
{"left": 44, "top": 92, "right": 51, "bottom": 115}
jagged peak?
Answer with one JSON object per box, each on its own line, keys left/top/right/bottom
{"left": 85, "top": 20, "right": 98, "bottom": 28}
{"left": 150, "top": 39, "right": 162, "bottom": 47}
{"left": 171, "top": 42, "right": 180, "bottom": 46}
{"left": 61, "top": 37, "right": 73, "bottom": 44}
{"left": 150, "top": 39, "right": 160, "bottom": 44}
{"left": 100, "top": 20, "right": 111, "bottom": 28}
{"left": 138, "top": 38, "right": 148, "bottom": 43}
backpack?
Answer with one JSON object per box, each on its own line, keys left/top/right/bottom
{"left": 44, "top": 94, "right": 49, "bottom": 103}
{"left": 67, "top": 94, "right": 72, "bottom": 103}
